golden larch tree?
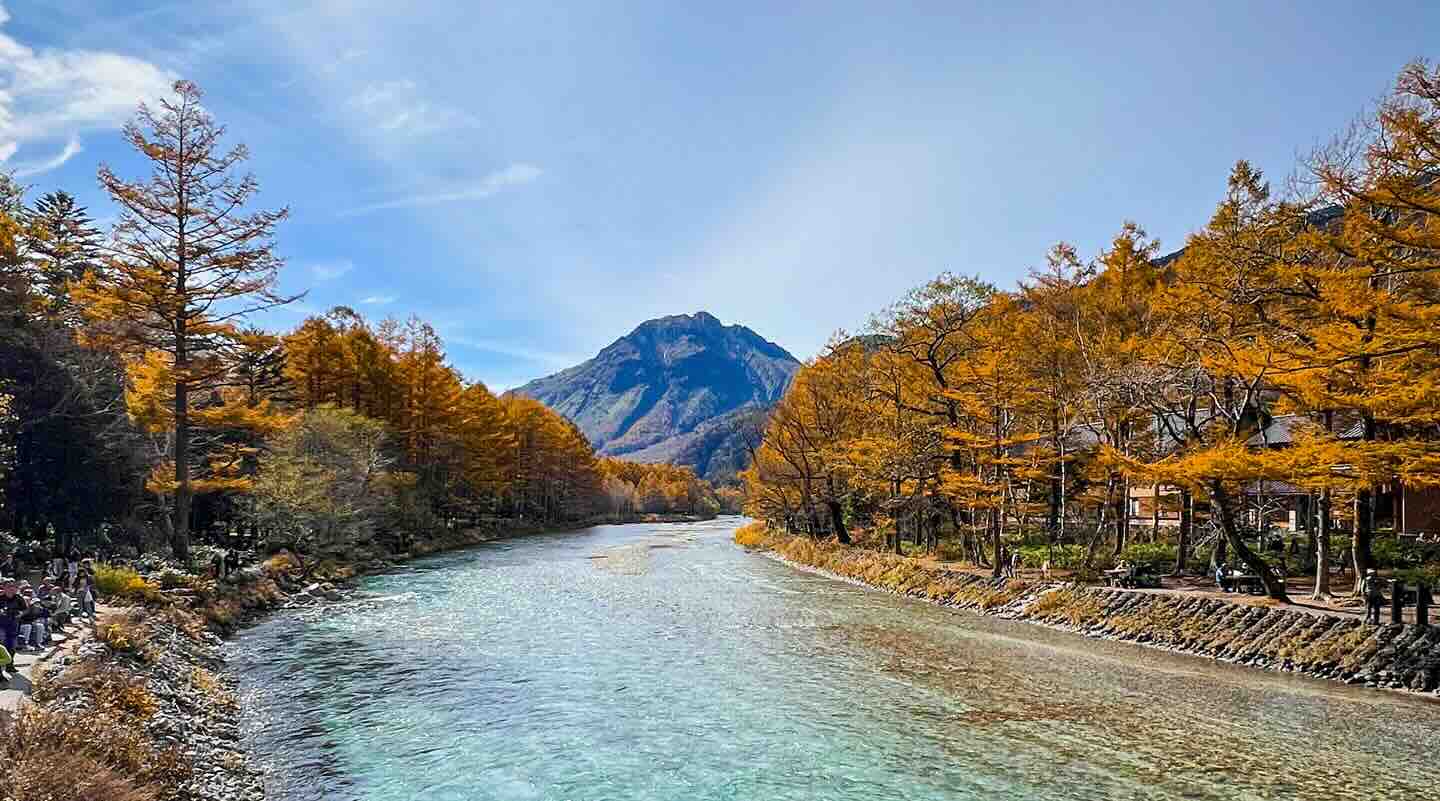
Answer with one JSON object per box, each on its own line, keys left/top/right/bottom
{"left": 72, "top": 80, "right": 295, "bottom": 559}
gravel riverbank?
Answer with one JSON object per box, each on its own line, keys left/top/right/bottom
{"left": 752, "top": 536, "right": 1440, "bottom": 699}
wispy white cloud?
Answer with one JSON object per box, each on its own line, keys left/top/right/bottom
{"left": 11, "top": 134, "right": 83, "bottom": 177}
{"left": 0, "top": 3, "right": 175, "bottom": 158}
{"left": 339, "top": 163, "right": 542, "bottom": 217}
{"left": 347, "top": 77, "right": 476, "bottom": 135}
{"left": 359, "top": 294, "right": 396, "bottom": 305}
{"left": 447, "top": 335, "right": 578, "bottom": 368}
{"left": 308, "top": 259, "right": 354, "bottom": 281}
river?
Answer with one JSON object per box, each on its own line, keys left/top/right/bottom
{"left": 229, "top": 517, "right": 1437, "bottom": 800}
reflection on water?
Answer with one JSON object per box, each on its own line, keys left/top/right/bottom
{"left": 229, "top": 518, "right": 1437, "bottom": 801}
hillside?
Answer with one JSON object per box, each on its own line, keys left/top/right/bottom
{"left": 513, "top": 312, "right": 800, "bottom": 480}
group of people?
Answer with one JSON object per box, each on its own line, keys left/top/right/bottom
{"left": 0, "top": 546, "right": 99, "bottom": 682}
{"left": 999, "top": 550, "right": 1052, "bottom": 580}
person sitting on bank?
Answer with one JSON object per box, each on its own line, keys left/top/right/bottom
{"left": 1363, "top": 568, "right": 1386, "bottom": 625}
{"left": 1215, "top": 563, "right": 1231, "bottom": 592}
{"left": 17, "top": 583, "right": 46, "bottom": 651}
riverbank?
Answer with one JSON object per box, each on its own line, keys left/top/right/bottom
{"left": 2, "top": 515, "right": 700, "bottom": 800}
{"left": 740, "top": 530, "right": 1440, "bottom": 698}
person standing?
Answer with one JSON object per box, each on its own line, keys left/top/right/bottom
{"left": 1363, "top": 568, "right": 1386, "bottom": 625}
{"left": 78, "top": 572, "right": 96, "bottom": 620}
{"left": 1010, "top": 551, "right": 1022, "bottom": 580}
{"left": 66, "top": 544, "right": 81, "bottom": 587}
{"left": 2, "top": 581, "right": 27, "bottom": 660}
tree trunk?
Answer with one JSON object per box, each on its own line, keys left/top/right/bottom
{"left": 1150, "top": 485, "right": 1160, "bottom": 543}
{"left": 826, "top": 500, "right": 850, "bottom": 545}
{"left": 173, "top": 376, "right": 192, "bottom": 561}
{"left": 1212, "top": 481, "right": 1286, "bottom": 601}
{"left": 1351, "top": 487, "right": 1374, "bottom": 594}
{"left": 1084, "top": 481, "right": 1114, "bottom": 569}
{"left": 1174, "top": 489, "right": 1192, "bottom": 575}
{"left": 1314, "top": 489, "right": 1332, "bottom": 599}
{"left": 990, "top": 506, "right": 1003, "bottom": 578}
{"left": 1111, "top": 476, "right": 1128, "bottom": 556}
{"left": 1303, "top": 494, "right": 1317, "bottom": 571}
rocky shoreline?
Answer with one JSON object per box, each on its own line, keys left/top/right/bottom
{"left": 751, "top": 535, "right": 1440, "bottom": 699}
{"left": 22, "top": 608, "right": 267, "bottom": 801}
{"left": 12, "top": 515, "right": 695, "bottom": 800}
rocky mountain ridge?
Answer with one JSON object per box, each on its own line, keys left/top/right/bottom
{"left": 513, "top": 311, "right": 800, "bottom": 480}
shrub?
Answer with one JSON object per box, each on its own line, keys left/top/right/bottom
{"left": 196, "top": 575, "right": 285, "bottom": 633}
{"left": 95, "top": 610, "right": 158, "bottom": 662}
{"left": 261, "top": 550, "right": 300, "bottom": 577}
{"left": 92, "top": 564, "right": 163, "bottom": 605}
{"left": 1119, "top": 542, "right": 1176, "bottom": 571}
{"left": 1396, "top": 564, "right": 1440, "bottom": 586}
{"left": 156, "top": 570, "right": 203, "bottom": 591}
{"left": 1017, "top": 544, "right": 1086, "bottom": 570}
{"left": 94, "top": 675, "right": 159, "bottom": 721}
{"left": 733, "top": 522, "right": 771, "bottom": 549}
{"left": 1372, "top": 536, "right": 1440, "bottom": 570}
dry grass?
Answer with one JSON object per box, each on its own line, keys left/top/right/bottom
{"left": 260, "top": 550, "right": 300, "bottom": 577}
{"left": 0, "top": 706, "right": 189, "bottom": 801}
{"left": 1306, "top": 622, "right": 1382, "bottom": 672}
{"left": 190, "top": 666, "right": 238, "bottom": 712}
{"left": 974, "top": 579, "right": 1033, "bottom": 610}
{"left": 1023, "top": 586, "right": 1107, "bottom": 627}
{"left": 95, "top": 609, "right": 160, "bottom": 663}
{"left": 196, "top": 576, "right": 285, "bottom": 633}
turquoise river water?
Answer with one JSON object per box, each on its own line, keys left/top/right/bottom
{"left": 229, "top": 517, "right": 1438, "bottom": 800}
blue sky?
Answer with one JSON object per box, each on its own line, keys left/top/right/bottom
{"left": 3, "top": 1, "right": 1437, "bottom": 389}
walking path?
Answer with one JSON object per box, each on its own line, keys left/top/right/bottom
{"left": 0, "top": 613, "right": 102, "bottom": 720}
{"left": 927, "top": 557, "right": 1414, "bottom": 622}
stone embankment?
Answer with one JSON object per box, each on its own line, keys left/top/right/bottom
{"left": 12, "top": 607, "right": 264, "bottom": 801}
{"left": 751, "top": 535, "right": 1440, "bottom": 697}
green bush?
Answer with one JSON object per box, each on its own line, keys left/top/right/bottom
{"left": 1118, "top": 542, "right": 1176, "bottom": 571}
{"left": 1372, "top": 537, "right": 1440, "bottom": 570}
{"left": 1018, "top": 544, "right": 1087, "bottom": 569}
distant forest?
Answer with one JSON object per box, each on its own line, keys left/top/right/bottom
{"left": 0, "top": 81, "right": 730, "bottom": 565}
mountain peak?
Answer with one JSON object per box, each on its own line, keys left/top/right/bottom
{"left": 514, "top": 312, "right": 800, "bottom": 479}
{"left": 633, "top": 310, "right": 722, "bottom": 333}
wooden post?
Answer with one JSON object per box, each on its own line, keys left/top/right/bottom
{"left": 1418, "top": 583, "right": 1430, "bottom": 627}
{"left": 1391, "top": 580, "right": 1404, "bottom": 625}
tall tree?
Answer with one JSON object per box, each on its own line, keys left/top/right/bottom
{"left": 26, "top": 190, "right": 102, "bottom": 322}
{"left": 73, "top": 81, "right": 296, "bottom": 559}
